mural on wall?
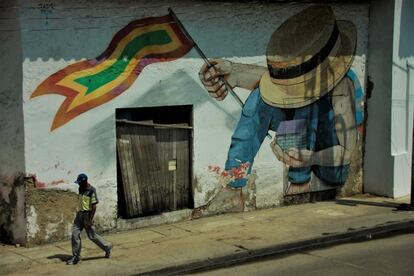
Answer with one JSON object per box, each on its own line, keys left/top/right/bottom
{"left": 30, "top": 14, "right": 193, "bottom": 131}
{"left": 19, "top": 2, "right": 370, "bottom": 240}
{"left": 200, "top": 5, "right": 363, "bottom": 195}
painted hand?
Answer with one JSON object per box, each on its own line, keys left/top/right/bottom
{"left": 270, "top": 139, "right": 315, "bottom": 167}
{"left": 199, "top": 59, "right": 237, "bottom": 101}
{"left": 85, "top": 221, "right": 93, "bottom": 230}
{"left": 286, "top": 148, "right": 315, "bottom": 167}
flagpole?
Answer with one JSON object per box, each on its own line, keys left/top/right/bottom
{"left": 168, "top": 8, "right": 244, "bottom": 108}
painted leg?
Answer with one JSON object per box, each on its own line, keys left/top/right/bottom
{"left": 285, "top": 102, "right": 319, "bottom": 194}
{"left": 313, "top": 165, "right": 350, "bottom": 186}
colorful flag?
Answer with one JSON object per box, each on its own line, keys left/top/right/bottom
{"left": 31, "top": 14, "right": 194, "bottom": 131}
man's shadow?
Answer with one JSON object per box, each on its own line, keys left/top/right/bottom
{"left": 48, "top": 254, "right": 106, "bottom": 262}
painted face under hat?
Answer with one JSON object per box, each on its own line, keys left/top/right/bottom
{"left": 259, "top": 5, "right": 357, "bottom": 108}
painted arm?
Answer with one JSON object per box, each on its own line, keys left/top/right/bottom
{"left": 199, "top": 59, "right": 267, "bottom": 100}
{"left": 312, "top": 77, "right": 357, "bottom": 166}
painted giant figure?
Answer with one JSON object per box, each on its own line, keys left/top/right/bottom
{"left": 199, "top": 6, "right": 358, "bottom": 195}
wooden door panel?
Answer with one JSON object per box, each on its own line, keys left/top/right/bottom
{"left": 156, "top": 129, "right": 175, "bottom": 211}
{"left": 131, "top": 124, "right": 161, "bottom": 214}
{"left": 117, "top": 121, "right": 191, "bottom": 217}
{"left": 174, "top": 129, "right": 190, "bottom": 209}
{"left": 116, "top": 125, "right": 142, "bottom": 217}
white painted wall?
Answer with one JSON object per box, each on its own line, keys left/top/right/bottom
{"left": 391, "top": 0, "right": 414, "bottom": 197}
{"left": 365, "top": 0, "right": 413, "bottom": 198}
{"left": 19, "top": 0, "right": 369, "bottom": 231}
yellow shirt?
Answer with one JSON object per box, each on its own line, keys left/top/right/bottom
{"left": 78, "top": 185, "right": 98, "bottom": 211}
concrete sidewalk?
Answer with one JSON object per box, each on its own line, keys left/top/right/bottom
{"left": 1, "top": 195, "right": 414, "bottom": 275}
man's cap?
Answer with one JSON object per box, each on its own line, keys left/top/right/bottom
{"left": 75, "top": 173, "right": 88, "bottom": 184}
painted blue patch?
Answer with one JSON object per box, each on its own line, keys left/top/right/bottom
{"left": 346, "top": 69, "right": 364, "bottom": 126}
{"left": 228, "top": 178, "right": 248, "bottom": 188}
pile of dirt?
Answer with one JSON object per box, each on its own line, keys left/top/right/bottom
{"left": 25, "top": 177, "right": 78, "bottom": 246}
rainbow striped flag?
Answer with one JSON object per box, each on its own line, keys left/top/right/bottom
{"left": 31, "top": 14, "right": 193, "bottom": 130}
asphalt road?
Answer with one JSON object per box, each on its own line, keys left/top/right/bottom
{"left": 192, "top": 233, "right": 414, "bottom": 276}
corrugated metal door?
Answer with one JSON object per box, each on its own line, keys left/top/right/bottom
{"left": 116, "top": 120, "right": 191, "bottom": 218}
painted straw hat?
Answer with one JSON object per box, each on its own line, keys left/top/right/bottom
{"left": 259, "top": 5, "right": 357, "bottom": 108}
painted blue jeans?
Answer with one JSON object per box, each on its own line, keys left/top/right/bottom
{"left": 225, "top": 88, "right": 349, "bottom": 188}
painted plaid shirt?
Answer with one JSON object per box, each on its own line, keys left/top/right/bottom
{"left": 78, "top": 185, "right": 99, "bottom": 211}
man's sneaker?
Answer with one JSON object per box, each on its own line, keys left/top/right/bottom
{"left": 66, "top": 256, "right": 80, "bottom": 265}
{"left": 105, "top": 244, "right": 113, "bottom": 258}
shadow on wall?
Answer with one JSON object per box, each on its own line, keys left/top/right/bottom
{"left": 125, "top": 70, "right": 240, "bottom": 130}
{"left": 18, "top": 1, "right": 280, "bottom": 61}
{"left": 87, "top": 116, "right": 117, "bottom": 172}
{"left": 19, "top": 1, "right": 369, "bottom": 61}
{"left": 399, "top": 0, "right": 414, "bottom": 59}
{"left": 87, "top": 70, "right": 240, "bottom": 171}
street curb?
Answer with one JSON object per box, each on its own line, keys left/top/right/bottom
{"left": 140, "top": 219, "right": 414, "bottom": 275}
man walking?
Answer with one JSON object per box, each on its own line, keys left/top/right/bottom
{"left": 67, "top": 173, "right": 113, "bottom": 265}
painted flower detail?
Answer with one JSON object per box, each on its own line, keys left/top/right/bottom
{"left": 208, "top": 162, "right": 251, "bottom": 186}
